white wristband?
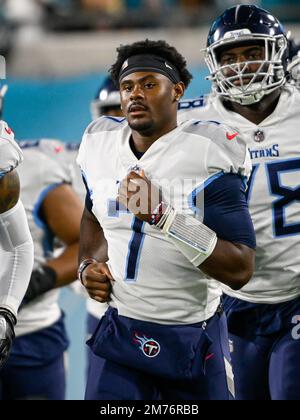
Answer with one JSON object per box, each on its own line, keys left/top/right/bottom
{"left": 160, "top": 208, "right": 217, "bottom": 267}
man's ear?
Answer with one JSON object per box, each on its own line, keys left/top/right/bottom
{"left": 173, "top": 82, "right": 185, "bottom": 102}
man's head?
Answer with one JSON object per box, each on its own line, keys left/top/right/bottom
{"left": 204, "top": 4, "right": 288, "bottom": 106}
{"left": 110, "top": 40, "right": 192, "bottom": 135}
{"left": 90, "top": 76, "right": 123, "bottom": 120}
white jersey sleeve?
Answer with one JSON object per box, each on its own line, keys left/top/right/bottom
{"left": 77, "top": 116, "right": 125, "bottom": 174}
{"left": 182, "top": 120, "right": 252, "bottom": 180}
{"left": 0, "top": 121, "right": 23, "bottom": 177}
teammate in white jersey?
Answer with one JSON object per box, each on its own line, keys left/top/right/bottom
{"left": 0, "top": 139, "right": 84, "bottom": 400}
{"left": 77, "top": 39, "right": 256, "bottom": 400}
{"left": 179, "top": 4, "right": 300, "bottom": 400}
{"left": 0, "top": 89, "right": 34, "bottom": 371}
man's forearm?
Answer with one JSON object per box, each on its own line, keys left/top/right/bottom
{"left": 154, "top": 204, "right": 254, "bottom": 291}
{"left": 21, "top": 243, "right": 81, "bottom": 306}
{"left": 200, "top": 240, "right": 255, "bottom": 290}
{"left": 79, "top": 207, "right": 108, "bottom": 264}
{"left": 47, "top": 242, "right": 80, "bottom": 287}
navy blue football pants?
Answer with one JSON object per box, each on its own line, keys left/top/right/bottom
{"left": 85, "top": 307, "right": 234, "bottom": 400}
{"left": 0, "top": 352, "right": 65, "bottom": 400}
{"left": 0, "top": 317, "right": 68, "bottom": 400}
{"left": 223, "top": 294, "right": 300, "bottom": 400}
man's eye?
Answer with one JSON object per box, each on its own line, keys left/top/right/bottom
{"left": 123, "top": 86, "right": 132, "bottom": 92}
{"left": 145, "top": 83, "right": 155, "bottom": 88}
{"left": 248, "top": 53, "right": 262, "bottom": 60}
{"left": 221, "top": 57, "right": 235, "bottom": 65}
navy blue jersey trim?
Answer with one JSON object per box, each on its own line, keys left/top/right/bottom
{"left": 81, "top": 172, "right": 93, "bottom": 212}
{"left": 190, "top": 173, "right": 256, "bottom": 249}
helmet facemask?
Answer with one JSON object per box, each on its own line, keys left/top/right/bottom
{"left": 204, "top": 32, "right": 288, "bottom": 105}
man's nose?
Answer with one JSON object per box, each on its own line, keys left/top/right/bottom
{"left": 130, "top": 85, "right": 143, "bottom": 100}
{"left": 233, "top": 53, "right": 248, "bottom": 64}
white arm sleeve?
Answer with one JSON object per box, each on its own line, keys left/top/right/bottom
{"left": 0, "top": 200, "right": 34, "bottom": 317}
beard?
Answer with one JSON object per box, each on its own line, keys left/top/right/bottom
{"left": 128, "top": 117, "right": 155, "bottom": 135}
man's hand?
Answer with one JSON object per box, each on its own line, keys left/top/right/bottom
{"left": 117, "top": 170, "right": 161, "bottom": 223}
{"left": 0, "top": 309, "right": 15, "bottom": 370}
{"left": 81, "top": 262, "right": 113, "bottom": 303}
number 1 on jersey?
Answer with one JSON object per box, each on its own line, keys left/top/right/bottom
{"left": 125, "top": 217, "right": 145, "bottom": 282}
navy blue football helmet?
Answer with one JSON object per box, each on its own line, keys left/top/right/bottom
{"left": 204, "top": 4, "right": 288, "bottom": 105}
{"left": 90, "top": 76, "right": 121, "bottom": 120}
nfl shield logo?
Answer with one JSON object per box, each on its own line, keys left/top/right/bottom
{"left": 254, "top": 130, "right": 265, "bottom": 143}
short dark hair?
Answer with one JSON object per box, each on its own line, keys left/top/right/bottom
{"left": 110, "top": 39, "right": 193, "bottom": 88}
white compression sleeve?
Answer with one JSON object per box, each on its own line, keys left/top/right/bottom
{"left": 0, "top": 200, "right": 34, "bottom": 317}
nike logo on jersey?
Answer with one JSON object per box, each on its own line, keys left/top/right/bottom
{"left": 226, "top": 132, "right": 239, "bottom": 141}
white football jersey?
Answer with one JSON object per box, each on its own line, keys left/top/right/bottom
{"left": 77, "top": 116, "right": 251, "bottom": 325}
{"left": 15, "top": 140, "right": 72, "bottom": 336}
{"left": 179, "top": 84, "right": 300, "bottom": 304}
{"left": 0, "top": 121, "right": 22, "bottom": 177}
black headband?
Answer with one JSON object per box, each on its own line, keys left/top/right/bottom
{"left": 119, "top": 54, "right": 181, "bottom": 84}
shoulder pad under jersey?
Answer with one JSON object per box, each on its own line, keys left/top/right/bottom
{"left": 182, "top": 119, "right": 251, "bottom": 178}
{"left": 85, "top": 116, "right": 126, "bottom": 135}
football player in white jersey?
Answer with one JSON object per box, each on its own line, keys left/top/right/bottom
{"left": 179, "top": 4, "right": 300, "bottom": 400}
{"left": 0, "top": 138, "right": 84, "bottom": 400}
{"left": 77, "top": 39, "right": 256, "bottom": 400}
{"left": 0, "top": 86, "right": 34, "bottom": 371}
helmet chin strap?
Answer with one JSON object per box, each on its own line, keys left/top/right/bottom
{"left": 218, "top": 81, "right": 283, "bottom": 106}
{"left": 227, "top": 83, "right": 265, "bottom": 105}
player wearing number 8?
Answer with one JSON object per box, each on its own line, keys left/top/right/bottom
{"left": 179, "top": 4, "right": 300, "bottom": 400}
{"left": 77, "top": 39, "right": 255, "bottom": 400}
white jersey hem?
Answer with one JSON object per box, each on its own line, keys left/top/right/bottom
{"left": 15, "top": 309, "right": 61, "bottom": 337}
{"left": 109, "top": 299, "right": 220, "bottom": 325}
{"left": 223, "top": 288, "right": 300, "bottom": 304}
